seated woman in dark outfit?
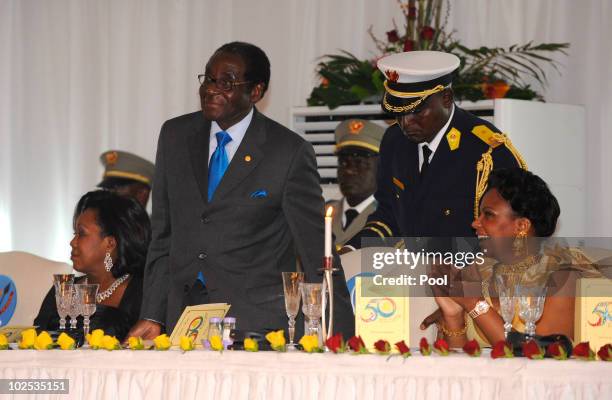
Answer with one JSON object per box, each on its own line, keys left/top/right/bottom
{"left": 34, "top": 190, "right": 151, "bottom": 341}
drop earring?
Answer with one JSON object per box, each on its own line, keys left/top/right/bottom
{"left": 104, "top": 252, "right": 114, "bottom": 272}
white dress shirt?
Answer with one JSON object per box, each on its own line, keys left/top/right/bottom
{"left": 208, "top": 108, "right": 254, "bottom": 164}
{"left": 418, "top": 104, "right": 455, "bottom": 171}
{"left": 341, "top": 195, "right": 375, "bottom": 227}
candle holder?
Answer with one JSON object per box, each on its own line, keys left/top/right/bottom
{"left": 320, "top": 256, "right": 338, "bottom": 343}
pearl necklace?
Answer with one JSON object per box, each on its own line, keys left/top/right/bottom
{"left": 96, "top": 274, "right": 130, "bottom": 303}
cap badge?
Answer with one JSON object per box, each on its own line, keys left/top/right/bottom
{"left": 105, "top": 151, "right": 118, "bottom": 166}
{"left": 348, "top": 120, "right": 364, "bottom": 134}
{"left": 385, "top": 69, "right": 399, "bottom": 83}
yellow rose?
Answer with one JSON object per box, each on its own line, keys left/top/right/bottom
{"left": 86, "top": 329, "right": 105, "bottom": 349}
{"left": 102, "top": 335, "right": 120, "bottom": 351}
{"left": 244, "top": 338, "right": 259, "bottom": 352}
{"left": 299, "top": 335, "right": 320, "bottom": 353}
{"left": 128, "top": 336, "right": 144, "bottom": 350}
{"left": 209, "top": 335, "right": 223, "bottom": 351}
{"left": 265, "top": 329, "right": 286, "bottom": 352}
{"left": 34, "top": 331, "right": 54, "bottom": 350}
{"left": 57, "top": 333, "right": 76, "bottom": 350}
{"left": 153, "top": 334, "right": 171, "bottom": 351}
{"left": 18, "top": 328, "right": 37, "bottom": 349}
{"left": 180, "top": 336, "right": 195, "bottom": 351}
{"left": 0, "top": 334, "right": 8, "bottom": 350}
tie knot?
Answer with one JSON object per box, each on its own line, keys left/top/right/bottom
{"left": 422, "top": 144, "right": 432, "bottom": 159}
{"left": 216, "top": 131, "right": 232, "bottom": 147}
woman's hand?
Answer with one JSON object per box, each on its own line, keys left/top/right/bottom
{"left": 434, "top": 295, "right": 464, "bottom": 319}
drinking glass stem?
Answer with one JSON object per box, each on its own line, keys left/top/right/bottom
{"left": 83, "top": 315, "right": 90, "bottom": 337}
{"left": 59, "top": 317, "right": 66, "bottom": 330}
{"left": 503, "top": 322, "right": 512, "bottom": 338}
{"left": 70, "top": 317, "right": 77, "bottom": 330}
{"left": 288, "top": 316, "right": 296, "bottom": 345}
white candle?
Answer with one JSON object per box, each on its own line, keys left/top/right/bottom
{"left": 325, "top": 206, "right": 333, "bottom": 257}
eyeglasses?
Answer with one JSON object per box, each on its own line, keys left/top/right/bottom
{"left": 197, "top": 74, "right": 250, "bottom": 92}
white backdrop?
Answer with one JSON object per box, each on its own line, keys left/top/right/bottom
{"left": 1, "top": 0, "right": 610, "bottom": 262}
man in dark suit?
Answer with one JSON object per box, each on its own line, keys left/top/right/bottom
{"left": 127, "top": 42, "right": 354, "bottom": 339}
{"left": 342, "top": 51, "right": 527, "bottom": 251}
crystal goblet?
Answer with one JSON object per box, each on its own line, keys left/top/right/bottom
{"left": 282, "top": 272, "right": 304, "bottom": 349}
{"left": 300, "top": 283, "right": 323, "bottom": 341}
{"left": 517, "top": 284, "right": 547, "bottom": 340}
{"left": 75, "top": 284, "right": 99, "bottom": 338}
{"left": 66, "top": 285, "right": 81, "bottom": 330}
{"left": 53, "top": 274, "right": 74, "bottom": 330}
{"left": 494, "top": 274, "right": 516, "bottom": 339}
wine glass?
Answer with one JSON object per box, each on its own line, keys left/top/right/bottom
{"left": 66, "top": 285, "right": 81, "bottom": 330}
{"left": 300, "top": 283, "right": 323, "bottom": 340}
{"left": 495, "top": 274, "right": 516, "bottom": 339}
{"left": 75, "top": 284, "right": 99, "bottom": 338}
{"left": 53, "top": 274, "right": 74, "bottom": 330}
{"left": 282, "top": 272, "right": 304, "bottom": 349}
{"left": 517, "top": 284, "right": 547, "bottom": 340}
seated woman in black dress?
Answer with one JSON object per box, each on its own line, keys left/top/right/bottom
{"left": 34, "top": 190, "right": 151, "bottom": 341}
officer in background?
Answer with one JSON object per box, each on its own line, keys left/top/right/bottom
{"left": 98, "top": 150, "right": 155, "bottom": 208}
{"left": 342, "top": 50, "right": 526, "bottom": 252}
{"left": 328, "top": 119, "right": 384, "bottom": 248}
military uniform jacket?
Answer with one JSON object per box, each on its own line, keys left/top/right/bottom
{"left": 347, "top": 106, "right": 525, "bottom": 247}
{"left": 141, "top": 108, "right": 354, "bottom": 335}
{"left": 328, "top": 198, "right": 377, "bottom": 247}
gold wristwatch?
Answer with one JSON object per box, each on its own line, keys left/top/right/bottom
{"left": 468, "top": 300, "right": 490, "bottom": 319}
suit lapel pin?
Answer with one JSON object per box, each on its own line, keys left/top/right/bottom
{"left": 244, "top": 155, "right": 252, "bottom": 162}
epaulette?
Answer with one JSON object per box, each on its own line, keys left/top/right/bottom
{"left": 471, "top": 125, "right": 528, "bottom": 169}
{"left": 472, "top": 126, "right": 528, "bottom": 220}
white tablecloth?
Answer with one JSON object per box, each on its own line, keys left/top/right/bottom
{"left": 1, "top": 350, "right": 610, "bottom": 400}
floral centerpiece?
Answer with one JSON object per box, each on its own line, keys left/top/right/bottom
{"left": 307, "top": 0, "right": 568, "bottom": 108}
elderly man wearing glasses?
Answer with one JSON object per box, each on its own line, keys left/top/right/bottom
{"left": 126, "top": 42, "right": 354, "bottom": 341}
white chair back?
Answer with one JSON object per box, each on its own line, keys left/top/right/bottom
{"left": 0, "top": 251, "right": 72, "bottom": 326}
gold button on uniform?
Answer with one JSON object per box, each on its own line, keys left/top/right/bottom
{"left": 244, "top": 155, "right": 252, "bottom": 162}
{"left": 444, "top": 209, "right": 451, "bottom": 216}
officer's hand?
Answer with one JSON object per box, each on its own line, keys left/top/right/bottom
{"left": 124, "top": 319, "right": 162, "bottom": 343}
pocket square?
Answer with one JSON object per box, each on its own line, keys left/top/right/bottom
{"left": 250, "top": 189, "right": 268, "bottom": 199}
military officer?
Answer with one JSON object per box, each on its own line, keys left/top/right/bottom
{"left": 342, "top": 50, "right": 526, "bottom": 251}
{"left": 98, "top": 150, "right": 155, "bottom": 208}
{"left": 328, "top": 119, "right": 385, "bottom": 247}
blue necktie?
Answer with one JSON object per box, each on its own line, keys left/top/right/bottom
{"left": 208, "top": 131, "right": 232, "bottom": 201}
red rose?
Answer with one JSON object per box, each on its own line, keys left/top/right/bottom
{"left": 386, "top": 29, "right": 400, "bottom": 43}
{"left": 522, "top": 340, "right": 544, "bottom": 360}
{"left": 433, "top": 338, "right": 449, "bottom": 356}
{"left": 374, "top": 339, "right": 391, "bottom": 354}
{"left": 325, "top": 333, "right": 345, "bottom": 353}
{"left": 419, "top": 337, "right": 431, "bottom": 356}
{"left": 491, "top": 341, "right": 514, "bottom": 359}
{"left": 573, "top": 342, "right": 595, "bottom": 360}
{"left": 347, "top": 335, "right": 367, "bottom": 354}
{"left": 403, "top": 39, "right": 414, "bottom": 52}
{"left": 395, "top": 340, "right": 411, "bottom": 357}
{"left": 547, "top": 342, "right": 568, "bottom": 360}
{"left": 420, "top": 26, "right": 435, "bottom": 41}
{"left": 597, "top": 343, "right": 612, "bottom": 361}
{"left": 462, "top": 339, "right": 481, "bottom": 357}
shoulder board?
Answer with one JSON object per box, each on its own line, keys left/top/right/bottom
{"left": 471, "top": 125, "right": 505, "bottom": 148}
